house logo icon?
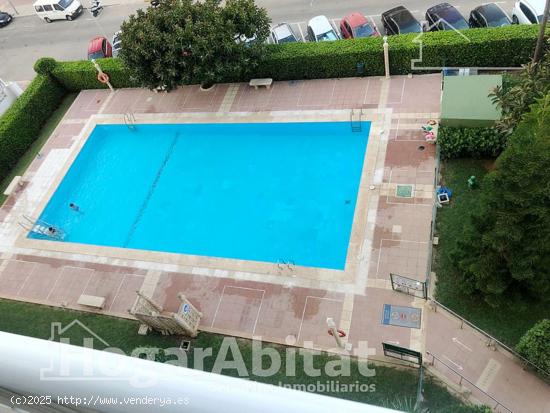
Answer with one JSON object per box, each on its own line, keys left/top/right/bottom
{"left": 49, "top": 320, "right": 110, "bottom": 348}
{"left": 411, "top": 19, "right": 471, "bottom": 71}
{"left": 40, "top": 320, "right": 113, "bottom": 381}
{"left": 40, "top": 320, "right": 160, "bottom": 386}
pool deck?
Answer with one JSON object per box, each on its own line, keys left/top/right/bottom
{"left": 0, "top": 75, "right": 548, "bottom": 412}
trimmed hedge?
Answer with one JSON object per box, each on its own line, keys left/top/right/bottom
{"left": 438, "top": 126, "right": 507, "bottom": 159}
{"left": 0, "top": 75, "right": 65, "bottom": 182}
{"left": 44, "top": 24, "right": 547, "bottom": 89}
{"left": 516, "top": 319, "right": 550, "bottom": 375}
{"left": 34, "top": 57, "right": 58, "bottom": 76}
{"left": 51, "top": 58, "right": 139, "bottom": 92}
{"left": 254, "top": 24, "right": 545, "bottom": 80}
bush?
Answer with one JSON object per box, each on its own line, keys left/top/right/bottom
{"left": 51, "top": 59, "right": 138, "bottom": 91}
{"left": 438, "top": 127, "right": 506, "bottom": 159}
{"left": 253, "top": 25, "right": 545, "bottom": 81}
{"left": 47, "top": 25, "right": 547, "bottom": 88}
{"left": 0, "top": 75, "right": 65, "bottom": 182}
{"left": 33, "top": 57, "right": 58, "bottom": 76}
{"left": 516, "top": 319, "right": 550, "bottom": 374}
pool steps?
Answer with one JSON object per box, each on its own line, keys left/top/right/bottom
{"left": 19, "top": 215, "right": 65, "bottom": 240}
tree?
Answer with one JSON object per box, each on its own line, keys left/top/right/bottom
{"left": 490, "top": 51, "right": 550, "bottom": 135}
{"left": 516, "top": 319, "right": 550, "bottom": 373}
{"left": 118, "top": 0, "right": 270, "bottom": 91}
{"left": 452, "top": 94, "right": 550, "bottom": 306}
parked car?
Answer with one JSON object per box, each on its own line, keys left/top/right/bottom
{"left": 425, "top": 3, "right": 469, "bottom": 31}
{"left": 512, "top": 0, "right": 547, "bottom": 24}
{"left": 112, "top": 30, "right": 122, "bottom": 57}
{"left": 0, "top": 11, "right": 13, "bottom": 27}
{"left": 271, "top": 23, "right": 299, "bottom": 44}
{"left": 307, "top": 15, "right": 340, "bottom": 42}
{"left": 87, "top": 36, "right": 112, "bottom": 60}
{"left": 340, "top": 12, "right": 378, "bottom": 39}
{"left": 381, "top": 6, "right": 422, "bottom": 35}
{"left": 236, "top": 34, "right": 258, "bottom": 47}
{"left": 33, "top": 0, "right": 83, "bottom": 22}
{"left": 469, "top": 3, "right": 511, "bottom": 27}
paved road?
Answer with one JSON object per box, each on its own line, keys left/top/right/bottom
{"left": 0, "top": 0, "right": 517, "bottom": 81}
{"left": 0, "top": 3, "right": 141, "bottom": 80}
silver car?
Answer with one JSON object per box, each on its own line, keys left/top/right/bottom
{"left": 112, "top": 30, "right": 122, "bottom": 57}
{"left": 271, "top": 23, "right": 299, "bottom": 44}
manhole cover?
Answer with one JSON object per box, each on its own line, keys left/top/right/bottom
{"left": 396, "top": 184, "right": 414, "bottom": 198}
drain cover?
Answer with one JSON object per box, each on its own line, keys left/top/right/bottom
{"left": 396, "top": 184, "right": 414, "bottom": 198}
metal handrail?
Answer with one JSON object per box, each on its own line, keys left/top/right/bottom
{"left": 350, "top": 108, "right": 363, "bottom": 132}
{"left": 426, "top": 350, "right": 513, "bottom": 413}
{"left": 428, "top": 299, "right": 550, "bottom": 378}
{"left": 425, "top": 141, "right": 441, "bottom": 294}
{"left": 124, "top": 112, "right": 136, "bottom": 130}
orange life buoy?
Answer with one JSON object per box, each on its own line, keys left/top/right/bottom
{"left": 328, "top": 329, "right": 346, "bottom": 338}
{"left": 97, "top": 72, "right": 110, "bottom": 84}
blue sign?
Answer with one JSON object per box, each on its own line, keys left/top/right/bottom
{"left": 382, "top": 304, "right": 392, "bottom": 325}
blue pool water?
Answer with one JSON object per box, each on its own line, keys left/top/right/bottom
{"left": 31, "top": 122, "right": 370, "bottom": 269}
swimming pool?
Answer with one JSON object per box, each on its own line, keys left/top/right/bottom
{"left": 30, "top": 121, "right": 370, "bottom": 270}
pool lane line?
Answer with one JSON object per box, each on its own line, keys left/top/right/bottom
{"left": 123, "top": 133, "right": 180, "bottom": 247}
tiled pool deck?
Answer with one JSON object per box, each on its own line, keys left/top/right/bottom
{"left": 0, "top": 75, "right": 548, "bottom": 412}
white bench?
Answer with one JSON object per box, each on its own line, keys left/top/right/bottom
{"left": 77, "top": 294, "right": 106, "bottom": 309}
{"left": 249, "top": 78, "right": 273, "bottom": 90}
{"left": 3, "top": 176, "right": 22, "bottom": 196}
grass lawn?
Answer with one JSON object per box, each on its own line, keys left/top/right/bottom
{"left": 0, "top": 298, "right": 479, "bottom": 412}
{"left": 0, "top": 93, "right": 77, "bottom": 205}
{"left": 434, "top": 159, "right": 550, "bottom": 346}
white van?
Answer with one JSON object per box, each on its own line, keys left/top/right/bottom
{"left": 33, "top": 0, "right": 83, "bottom": 22}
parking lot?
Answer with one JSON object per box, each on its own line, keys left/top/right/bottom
{"left": 268, "top": 1, "right": 516, "bottom": 42}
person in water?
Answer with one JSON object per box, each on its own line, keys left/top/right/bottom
{"left": 69, "top": 203, "right": 80, "bottom": 212}
{"left": 47, "top": 227, "right": 57, "bottom": 235}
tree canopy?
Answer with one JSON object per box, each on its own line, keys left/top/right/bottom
{"left": 452, "top": 94, "right": 550, "bottom": 307}
{"left": 118, "top": 0, "right": 270, "bottom": 90}
{"left": 490, "top": 51, "right": 550, "bottom": 135}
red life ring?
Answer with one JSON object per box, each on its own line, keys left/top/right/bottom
{"left": 328, "top": 329, "right": 346, "bottom": 338}
{"left": 97, "top": 72, "right": 110, "bottom": 84}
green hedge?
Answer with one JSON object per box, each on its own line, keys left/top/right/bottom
{"left": 0, "top": 75, "right": 65, "bottom": 182}
{"left": 51, "top": 59, "right": 139, "bottom": 92}
{"left": 253, "top": 24, "right": 544, "bottom": 80}
{"left": 516, "top": 319, "right": 550, "bottom": 375}
{"left": 438, "top": 126, "right": 507, "bottom": 159}
{"left": 44, "top": 24, "right": 546, "bottom": 88}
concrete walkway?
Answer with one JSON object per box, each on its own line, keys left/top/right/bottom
{"left": 0, "top": 76, "right": 548, "bottom": 412}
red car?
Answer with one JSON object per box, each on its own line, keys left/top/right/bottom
{"left": 340, "top": 12, "right": 379, "bottom": 39}
{"left": 87, "top": 36, "right": 112, "bottom": 60}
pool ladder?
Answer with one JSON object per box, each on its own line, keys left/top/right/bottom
{"left": 124, "top": 112, "right": 136, "bottom": 130}
{"left": 350, "top": 108, "right": 363, "bottom": 132}
{"left": 276, "top": 259, "right": 295, "bottom": 274}
{"left": 18, "top": 215, "right": 66, "bottom": 240}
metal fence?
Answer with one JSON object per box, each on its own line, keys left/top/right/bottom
{"left": 426, "top": 351, "right": 513, "bottom": 413}
{"left": 428, "top": 299, "right": 550, "bottom": 379}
